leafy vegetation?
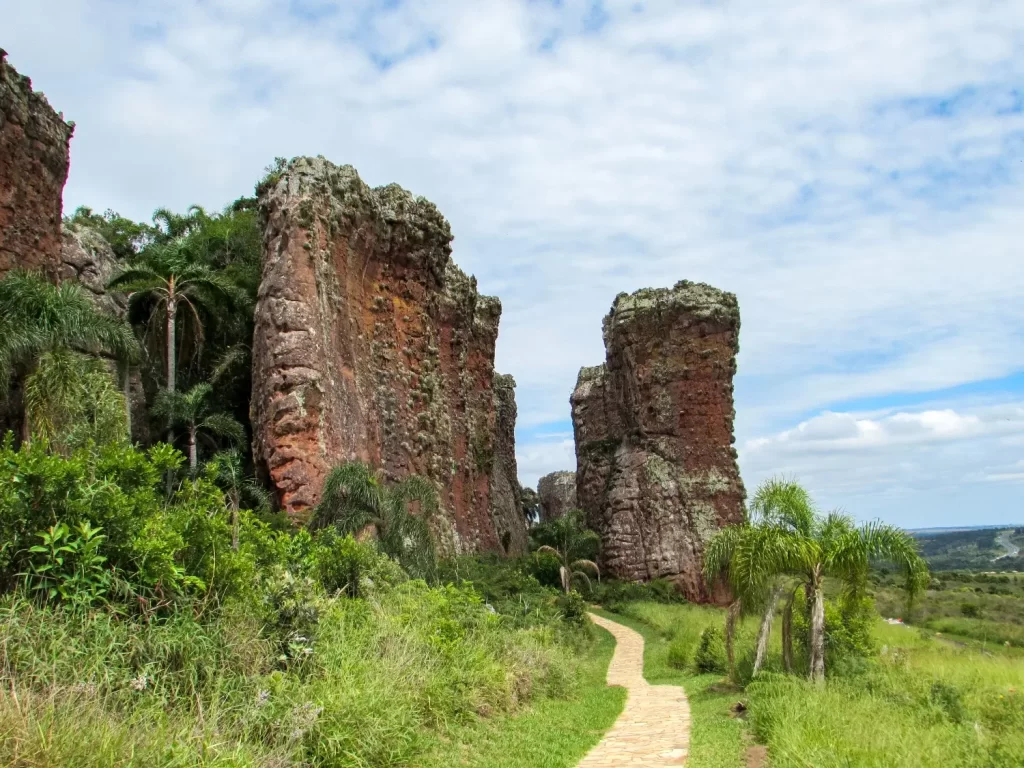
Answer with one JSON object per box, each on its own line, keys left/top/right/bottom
{"left": 529, "top": 509, "right": 601, "bottom": 594}
{"left": 704, "top": 477, "right": 928, "bottom": 682}
{"left": 0, "top": 441, "right": 602, "bottom": 766}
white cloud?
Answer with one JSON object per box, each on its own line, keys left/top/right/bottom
{"left": 5, "top": 0, "right": 1024, "bottom": 525}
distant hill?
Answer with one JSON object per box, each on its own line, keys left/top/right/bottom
{"left": 910, "top": 526, "right": 1024, "bottom": 571}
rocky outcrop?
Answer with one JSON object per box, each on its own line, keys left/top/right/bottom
{"left": 537, "top": 471, "right": 577, "bottom": 522}
{"left": 252, "top": 156, "right": 523, "bottom": 554}
{"left": 0, "top": 50, "right": 73, "bottom": 281}
{"left": 488, "top": 373, "right": 527, "bottom": 555}
{"left": 59, "top": 225, "right": 148, "bottom": 443}
{"left": 570, "top": 281, "right": 746, "bottom": 603}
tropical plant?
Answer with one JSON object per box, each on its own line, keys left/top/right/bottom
{"left": 0, "top": 272, "right": 138, "bottom": 443}
{"left": 309, "top": 461, "right": 439, "bottom": 581}
{"left": 705, "top": 477, "right": 928, "bottom": 683}
{"left": 106, "top": 241, "right": 247, "bottom": 410}
{"left": 152, "top": 383, "right": 245, "bottom": 470}
{"left": 20, "top": 521, "right": 111, "bottom": 604}
{"left": 531, "top": 509, "right": 601, "bottom": 595}
{"left": 208, "top": 448, "right": 270, "bottom": 550}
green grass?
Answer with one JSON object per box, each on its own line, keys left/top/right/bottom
{"left": 420, "top": 624, "right": 625, "bottom": 768}
{"left": 0, "top": 583, "right": 595, "bottom": 767}
{"left": 594, "top": 603, "right": 749, "bottom": 768}
{"left": 745, "top": 621, "right": 1024, "bottom": 767}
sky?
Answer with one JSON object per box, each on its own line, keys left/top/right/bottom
{"left": 6, "top": 0, "right": 1024, "bottom": 529}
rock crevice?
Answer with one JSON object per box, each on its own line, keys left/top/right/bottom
{"left": 571, "top": 280, "right": 746, "bottom": 602}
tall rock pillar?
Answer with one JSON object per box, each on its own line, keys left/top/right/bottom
{"left": 251, "top": 156, "right": 523, "bottom": 554}
{"left": 0, "top": 50, "right": 74, "bottom": 281}
{"left": 570, "top": 280, "right": 746, "bottom": 602}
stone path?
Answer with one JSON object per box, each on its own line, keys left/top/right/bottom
{"left": 577, "top": 613, "right": 691, "bottom": 767}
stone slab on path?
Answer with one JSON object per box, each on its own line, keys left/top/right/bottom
{"left": 577, "top": 613, "right": 691, "bottom": 767}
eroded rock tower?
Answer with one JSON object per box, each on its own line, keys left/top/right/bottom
{"left": 570, "top": 280, "right": 746, "bottom": 602}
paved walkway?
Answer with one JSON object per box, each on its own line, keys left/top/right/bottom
{"left": 577, "top": 613, "right": 691, "bottom": 767}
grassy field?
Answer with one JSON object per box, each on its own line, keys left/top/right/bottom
{"left": 594, "top": 603, "right": 752, "bottom": 768}
{"left": 874, "top": 570, "right": 1024, "bottom": 647}
{"left": 421, "top": 624, "right": 624, "bottom": 768}
{"left": 746, "top": 622, "right": 1024, "bottom": 767}
{"left": 601, "top": 599, "right": 1024, "bottom": 768}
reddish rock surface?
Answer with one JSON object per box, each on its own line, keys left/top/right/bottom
{"left": 0, "top": 50, "right": 73, "bottom": 281}
{"left": 252, "top": 157, "right": 524, "bottom": 554}
{"left": 571, "top": 281, "right": 746, "bottom": 603}
{"left": 537, "top": 470, "right": 577, "bottom": 522}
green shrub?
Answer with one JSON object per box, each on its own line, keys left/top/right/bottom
{"left": 308, "top": 528, "right": 406, "bottom": 598}
{"left": 694, "top": 626, "right": 727, "bottom": 673}
{"left": 961, "top": 602, "right": 981, "bottom": 618}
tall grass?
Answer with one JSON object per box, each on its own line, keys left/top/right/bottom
{"left": 0, "top": 581, "right": 587, "bottom": 767}
{"left": 746, "top": 622, "right": 1024, "bottom": 767}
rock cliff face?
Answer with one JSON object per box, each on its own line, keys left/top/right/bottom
{"left": 0, "top": 50, "right": 73, "bottom": 281}
{"left": 537, "top": 471, "right": 577, "bottom": 522}
{"left": 251, "top": 156, "right": 523, "bottom": 554}
{"left": 570, "top": 280, "right": 746, "bottom": 603}
{"left": 60, "top": 225, "right": 148, "bottom": 443}
{"left": 488, "top": 373, "right": 526, "bottom": 555}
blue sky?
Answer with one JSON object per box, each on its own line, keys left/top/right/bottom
{"left": 7, "top": 0, "right": 1024, "bottom": 528}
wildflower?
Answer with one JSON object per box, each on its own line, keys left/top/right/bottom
{"left": 255, "top": 689, "right": 270, "bottom": 707}
{"left": 129, "top": 673, "right": 148, "bottom": 692}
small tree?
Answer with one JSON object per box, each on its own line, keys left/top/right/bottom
{"left": 152, "top": 383, "right": 245, "bottom": 470}
{"left": 705, "top": 478, "right": 928, "bottom": 684}
{"left": 309, "top": 462, "right": 439, "bottom": 581}
{"left": 208, "top": 449, "right": 270, "bottom": 550}
{"left": 531, "top": 509, "right": 601, "bottom": 594}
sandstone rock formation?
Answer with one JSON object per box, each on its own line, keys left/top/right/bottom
{"left": 60, "top": 225, "right": 148, "bottom": 443}
{"left": 488, "top": 373, "right": 527, "bottom": 555}
{"left": 0, "top": 50, "right": 73, "bottom": 281}
{"left": 252, "top": 156, "right": 524, "bottom": 554}
{"left": 537, "top": 470, "right": 577, "bottom": 522}
{"left": 570, "top": 280, "right": 746, "bottom": 603}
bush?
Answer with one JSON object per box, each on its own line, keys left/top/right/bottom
{"left": 694, "top": 626, "right": 728, "bottom": 673}
{"left": 307, "top": 528, "right": 406, "bottom": 598}
{"left": 961, "top": 602, "right": 981, "bottom": 618}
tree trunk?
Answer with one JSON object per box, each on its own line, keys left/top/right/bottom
{"left": 781, "top": 593, "right": 794, "bottom": 674}
{"left": 120, "top": 361, "right": 132, "bottom": 439}
{"left": 726, "top": 599, "right": 740, "bottom": 682}
{"left": 231, "top": 492, "right": 240, "bottom": 552}
{"left": 809, "top": 582, "right": 826, "bottom": 684}
{"left": 164, "top": 291, "right": 177, "bottom": 496}
{"left": 188, "top": 426, "right": 198, "bottom": 470}
{"left": 753, "top": 585, "right": 783, "bottom": 677}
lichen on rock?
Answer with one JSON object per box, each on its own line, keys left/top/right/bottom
{"left": 537, "top": 471, "right": 577, "bottom": 522}
{"left": 251, "top": 156, "right": 524, "bottom": 555}
{"left": 571, "top": 280, "right": 746, "bottom": 603}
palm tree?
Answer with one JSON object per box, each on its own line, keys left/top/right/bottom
{"left": 705, "top": 478, "right": 928, "bottom": 684}
{"left": 152, "top": 383, "right": 245, "bottom": 470}
{"left": 0, "top": 272, "right": 138, "bottom": 443}
{"left": 531, "top": 509, "right": 601, "bottom": 595}
{"left": 106, "top": 242, "right": 246, "bottom": 416}
{"left": 309, "top": 462, "right": 439, "bottom": 581}
{"left": 208, "top": 449, "right": 270, "bottom": 550}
